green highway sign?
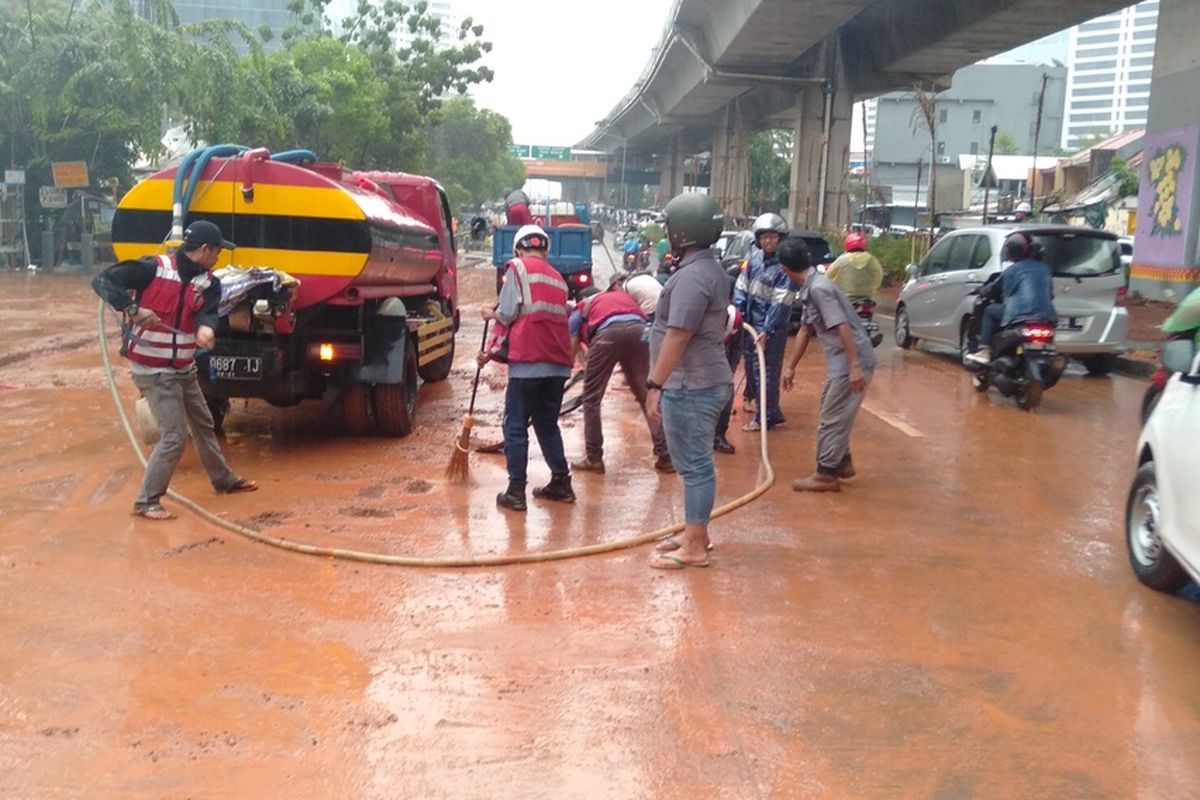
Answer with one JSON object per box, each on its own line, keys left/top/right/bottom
{"left": 531, "top": 145, "right": 571, "bottom": 161}
{"left": 511, "top": 144, "right": 572, "bottom": 161}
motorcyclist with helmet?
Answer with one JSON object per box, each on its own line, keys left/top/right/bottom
{"left": 965, "top": 231, "right": 1057, "bottom": 365}
{"left": 826, "top": 231, "right": 884, "bottom": 301}
{"left": 732, "top": 212, "right": 793, "bottom": 431}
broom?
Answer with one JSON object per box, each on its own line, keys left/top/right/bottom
{"left": 445, "top": 319, "right": 490, "bottom": 482}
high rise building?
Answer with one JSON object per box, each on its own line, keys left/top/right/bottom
{"left": 133, "top": 0, "right": 307, "bottom": 49}
{"left": 325, "top": 0, "right": 459, "bottom": 49}
{"left": 1062, "top": 0, "right": 1158, "bottom": 149}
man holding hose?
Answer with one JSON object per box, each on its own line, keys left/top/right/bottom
{"left": 92, "top": 220, "right": 258, "bottom": 520}
{"left": 644, "top": 193, "right": 733, "bottom": 569}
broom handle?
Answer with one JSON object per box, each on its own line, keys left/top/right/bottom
{"left": 467, "top": 319, "right": 490, "bottom": 416}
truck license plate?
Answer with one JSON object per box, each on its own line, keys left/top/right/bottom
{"left": 209, "top": 355, "right": 262, "bottom": 381}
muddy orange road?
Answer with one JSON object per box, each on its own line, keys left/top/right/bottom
{"left": 2, "top": 270, "right": 1197, "bottom": 798}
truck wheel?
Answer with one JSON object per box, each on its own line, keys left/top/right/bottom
{"left": 343, "top": 383, "right": 375, "bottom": 436}
{"left": 374, "top": 338, "right": 418, "bottom": 437}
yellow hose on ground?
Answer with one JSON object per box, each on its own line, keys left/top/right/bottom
{"left": 98, "top": 298, "right": 774, "bottom": 566}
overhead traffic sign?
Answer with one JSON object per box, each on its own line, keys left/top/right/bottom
{"left": 511, "top": 145, "right": 572, "bottom": 161}
{"left": 531, "top": 146, "right": 571, "bottom": 161}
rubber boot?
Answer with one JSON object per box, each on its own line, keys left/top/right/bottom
{"left": 532, "top": 473, "right": 575, "bottom": 504}
{"left": 496, "top": 480, "right": 527, "bottom": 511}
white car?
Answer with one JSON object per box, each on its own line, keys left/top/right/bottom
{"left": 1126, "top": 344, "right": 1200, "bottom": 592}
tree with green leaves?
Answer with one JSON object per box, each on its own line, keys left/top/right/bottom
{"left": 748, "top": 129, "right": 792, "bottom": 215}
{"left": 425, "top": 95, "right": 524, "bottom": 211}
{"left": 995, "top": 131, "right": 1020, "bottom": 155}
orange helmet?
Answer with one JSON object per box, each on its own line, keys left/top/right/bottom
{"left": 845, "top": 232, "right": 867, "bottom": 252}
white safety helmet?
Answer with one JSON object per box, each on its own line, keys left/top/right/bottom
{"left": 1015, "top": 201, "right": 1033, "bottom": 215}
{"left": 513, "top": 224, "right": 550, "bottom": 255}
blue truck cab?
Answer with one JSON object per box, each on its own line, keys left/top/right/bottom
{"left": 492, "top": 224, "right": 594, "bottom": 300}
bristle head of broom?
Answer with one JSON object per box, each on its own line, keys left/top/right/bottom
{"left": 444, "top": 416, "right": 473, "bottom": 482}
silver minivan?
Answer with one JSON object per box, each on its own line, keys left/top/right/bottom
{"left": 894, "top": 225, "right": 1129, "bottom": 375}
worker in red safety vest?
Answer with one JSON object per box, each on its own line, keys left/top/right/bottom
{"left": 91, "top": 220, "right": 258, "bottom": 520}
{"left": 569, "top": 285, "right": 672, "bottom": 475}
{"left": 478, "top": 224, "right": 575, "bottom": 512}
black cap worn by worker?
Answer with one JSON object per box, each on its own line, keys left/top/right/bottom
{"left": 182, "top": 220, "right": 237, "bottom": 250}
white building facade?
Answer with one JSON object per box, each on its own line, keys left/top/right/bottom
{"left": 1062, "top": 0, "right": 1159, "bottom": 149}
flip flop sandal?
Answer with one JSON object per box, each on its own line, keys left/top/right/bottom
{"left": 650, "top": 554, "right": 710, "bottom": 570}
{"left": 132, "top": 504, "right": 175, "bottom": 521}
{"left": 654, "top": 536, "right": 715, "bottom": 553}
{"left": 223, "top": 478, "right": 259, "bottom": 494}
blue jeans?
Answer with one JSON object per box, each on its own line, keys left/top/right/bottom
{"left": 742, "top": 328, "right": 787, "bottom": 426}
{"left": 504, "top": 376, "right": 569, "bottom": 483}
{"left": 661, "top": 382, "right": 733, "bottom": 525}
{"left": 979, "top": 303, "right": 1004, "bottom": 349}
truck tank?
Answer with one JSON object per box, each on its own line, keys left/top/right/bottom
{"left": 111, "top": 153, "right": 447, "bottom": 311}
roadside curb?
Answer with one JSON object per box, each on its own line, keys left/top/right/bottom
{"left": 874, "top": 298, "right": 1156, "bottom": 380}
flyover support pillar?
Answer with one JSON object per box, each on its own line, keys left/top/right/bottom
{"left": 659, "top": 134, "right": 685, "bottom": 204}
{"left": 787, "top": 79, "right": 853, "bottom": 234}
{"left": 711, "top": 101, "right": 751, "bottom": 222}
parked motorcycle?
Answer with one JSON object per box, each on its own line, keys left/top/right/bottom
{"left": 851, "top": 297, "right": 883, "bottom": 348}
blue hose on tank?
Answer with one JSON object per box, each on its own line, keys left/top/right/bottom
{"left": 171, "top": 144, "right": 247, "bottom": 239}
{"left": 270, "top": 149, "right": 318, "bottom": 165}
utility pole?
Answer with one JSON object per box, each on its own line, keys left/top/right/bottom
{"left": 982, "top": 124, "right": 998, "bottom": 225}
{"left": 1030, "top": 72, "right": 1049, "bottom": 204}
{"left": 912, "top": 158, "right": 923, "bottom": 264}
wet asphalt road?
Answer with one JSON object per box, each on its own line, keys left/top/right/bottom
{"left": 2, "top": 270, "right": 1200, "bottom": 798}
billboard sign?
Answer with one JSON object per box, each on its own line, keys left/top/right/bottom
{"left": 51, "top": 161, "right": 89, "bottom": 188}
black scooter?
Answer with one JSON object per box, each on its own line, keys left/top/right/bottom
{"left": 851, "top": 297, "right": 883, "bottom": 348}
{"left": 964, "top": 289, "right": 1066, "bottom": 411}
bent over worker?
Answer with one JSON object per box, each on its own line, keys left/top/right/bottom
{"left": 569, "top": 286, "right": 672, "bottom": 475}
{"left": 779, "top": 235, "right": 877, "bottom": 492}
{"left": 91, "top": 220, "right": 258, "bottom": 520}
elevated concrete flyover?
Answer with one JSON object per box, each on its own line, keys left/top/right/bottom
{"left": 580, "top": 0, "right": 1130, "bottom": 228}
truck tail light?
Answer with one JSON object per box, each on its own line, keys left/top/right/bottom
{"left": 1115, "top": 286, "right": 1127, "bottom": 307}
{"left": 308, "top": 342, "right": 363, "bottom": 362}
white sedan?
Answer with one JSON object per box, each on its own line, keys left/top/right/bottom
{"left": 1126, "top": 345, "right": 1200, "bottom": 592}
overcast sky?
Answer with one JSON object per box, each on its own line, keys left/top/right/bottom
{"left": 458, "top": 0, "right": 676, "bottom": 148}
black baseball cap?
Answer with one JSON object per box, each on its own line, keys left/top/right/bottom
{"left": 182, "top": 220, "right": 236, "bottom": 250}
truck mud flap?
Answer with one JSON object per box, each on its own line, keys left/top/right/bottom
{"left": 354, "top": 318, "right": 410, "bottom": 385}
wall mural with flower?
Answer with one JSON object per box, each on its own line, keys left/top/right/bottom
{"left": 1134, "top": 126, "right": 1200, "bottom": 272}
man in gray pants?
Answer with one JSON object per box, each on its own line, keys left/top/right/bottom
{"left": 778, "top": 236, "right": 876, "bottom": 492}
{"left": 92, "top": 221, "right": 258, "bottom": 519}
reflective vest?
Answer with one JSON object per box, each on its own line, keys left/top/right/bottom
{"left": 491, "top": 257, "right": 572, "bottom": 367}
{"left": 578, "top": 290, "right": 645, "bottom": 344}
{"left": 126, "top": 255, "right": 208, "bottom": 369}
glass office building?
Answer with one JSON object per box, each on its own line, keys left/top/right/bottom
{"left": 1062, "top": 0, "right": 1159, "bottom": 149}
